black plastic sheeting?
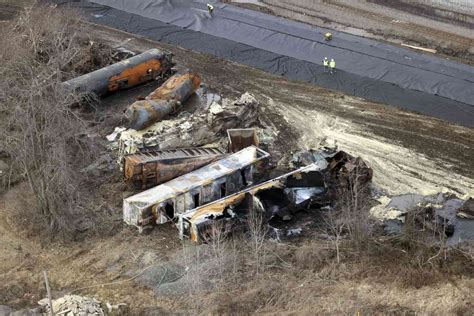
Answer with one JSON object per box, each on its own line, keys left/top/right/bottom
{"left": 53, "top": 0, "right": 474, "bottom": 127}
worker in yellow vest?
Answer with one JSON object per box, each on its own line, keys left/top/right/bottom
{"left": 323, "top": 57, "right": 329, "bottom": 73}
{"left": 207, "top": 3, "right": 214, "bottom": 15}
{"left": 329, "top": 58, "right": 336, "bottom": 74}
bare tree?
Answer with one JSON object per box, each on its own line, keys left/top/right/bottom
{"left": 0, "top": 4, "right": 95, "bottom": 234}
{"left": 203, "top": 220, "right": 228, "bottom": 278}
{"left": 323, "top": 208, "right": 345, "bottom": 264}
{"left": 323, "top": 161, "right": 372, "bottom": 259}
{"left": 246, "top": 197, "right": 267, "bottom": 275}
{"left": 402, "top": 203, "right": 451, "bottom": 266}
{"left": 338, "top": 161, "right": 372, "bottom": 248}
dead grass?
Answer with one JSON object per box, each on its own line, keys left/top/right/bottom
{"left": 2, "top": 183, "right": 49, "bottom": 238}
{"left": 293, "top": 242, "right": 334, "bottom": 270}
{"left": 164, "top": 232, "right": 474, "bottom": 314}
{"left": 0, "top": 217, "right": 472, "bottom": 314}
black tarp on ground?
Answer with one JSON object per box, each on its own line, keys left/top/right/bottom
{"left": 53, "top": 0, "right": 474, "bottom": 127}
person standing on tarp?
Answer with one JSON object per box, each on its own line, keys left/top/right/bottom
{"left": 323, "top": 57, "right": 329, "bottom": 73}
{"left": 207, "top": 4, "right": 214, "bottom": 15}
{"left": 329, "top": 58, "right": 336, "bottom": 74}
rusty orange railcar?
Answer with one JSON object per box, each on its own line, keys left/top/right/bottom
{"left": 62, "top": 49, "right": 173, "bottom": 97}
{"left": 124, "top": 147, "right": 226, "bottom": 188}
{"left": 124, "top": 70, "right": 201, "bottom": 130}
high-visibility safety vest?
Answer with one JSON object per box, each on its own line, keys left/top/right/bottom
{"left": 323, "top": 59, "right": 329, "bottom": 66}
{"left": 330, "top": 60, "right": 336, "bottom": 68}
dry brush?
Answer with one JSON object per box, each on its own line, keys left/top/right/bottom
{"left": 0, "top": 4, "right": 99, "bottom": 235}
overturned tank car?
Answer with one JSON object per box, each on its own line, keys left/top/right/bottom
{"left": 124, "top": 70, "right": 201, "bottom": 130}
{"left": 62, "top": 48, "right": 174, "bottom": 97}
{"left": 123, "top": 147, "right": 226, "bottom": 188}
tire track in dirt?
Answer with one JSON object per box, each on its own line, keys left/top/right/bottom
{"left": 268, "top": 96, "right": 474, "bottom": 197}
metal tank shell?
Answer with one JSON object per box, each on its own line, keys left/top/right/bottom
{"left": 61, "top": 49, "right": 173, "bottom": 97}
{"left": 125, "top": 70, "right": 201, "bottom": 130}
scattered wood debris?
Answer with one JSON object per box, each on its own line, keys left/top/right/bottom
{"left": 38, "top": 295, "right": 128, "bottom": 315}
{"left": 401, "top": 43, "right": 437, "bottom": 54}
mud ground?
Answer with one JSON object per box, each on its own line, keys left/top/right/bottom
{"left": 0, "top": 2, "right": 473, "bottom": 314}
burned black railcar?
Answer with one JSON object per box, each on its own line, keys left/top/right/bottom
{"left": 123, "top": 146, "right": 269, "bottom": 232}
{"left": 178, "top": 149, "right": 373, "bottom": 242}
{"left": 178, "top": 163, "right": 330, "bottom": 242}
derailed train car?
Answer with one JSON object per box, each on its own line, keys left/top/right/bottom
{"left": 178, "top": 148, "right": 373, "bottom": 242}
{"left": 178, "top": 162, "right": 330, "bottom": 242}
{"left": 123, "top": 147, "right": 226, "bottom": 188}
{"left": 124, "top": 70, "right": 201, "bottom": 130}
{"left": 123, "top": 146, "right": 269, "bottom": 232}
{"left": 62, "top": 48, "right": 173, "bottom": 96}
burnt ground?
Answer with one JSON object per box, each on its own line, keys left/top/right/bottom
{"left": 0, "top": 2, "right": 473, "bottom": 315}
